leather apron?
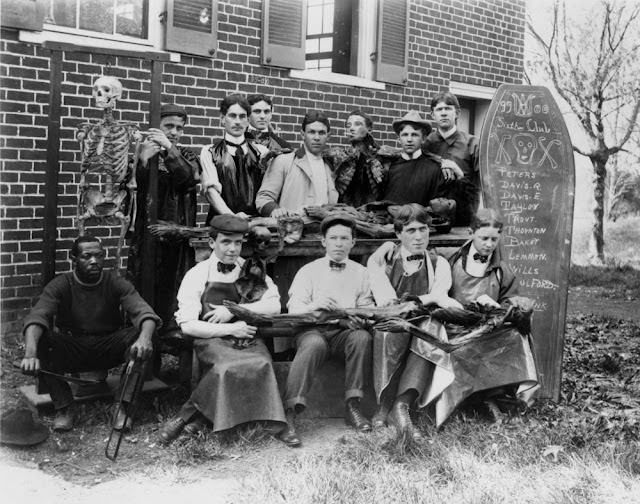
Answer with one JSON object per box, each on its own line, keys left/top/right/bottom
{"left": 188, "top": 279, "right": 286, "bottom": 432}
{"left": 431, "top": 258, "right": 539, "bottom": 426}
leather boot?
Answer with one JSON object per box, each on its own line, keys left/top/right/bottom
{"left": 372, "top": 394, "right": 394, "bottom": 428}
{"left": 183, "top": 413, "right": 209, "bottom": 436}
{"left": 345, "top": 398, "right": 372, "bottom": 433}
{"left": 279, "top": 409, "right": 301, "bottom": 447}
{"left": 158, "top": 416, "right": 186, "bottom": 444}
{"left": 388, "top": 399, "right": 413, "bottom": 435}
{"left": 53, "top": 406, "right": 74, "bottom": 432}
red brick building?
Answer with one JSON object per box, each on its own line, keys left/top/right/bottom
{"left": 0, "top": 0, "right": 525, "bottom": 337}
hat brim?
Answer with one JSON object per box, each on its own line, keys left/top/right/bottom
{"left": 392, "top": 120, "right": 433, "bottom": 136}
{"left": 0, "top": 425, "right": 49, "bottom": 447}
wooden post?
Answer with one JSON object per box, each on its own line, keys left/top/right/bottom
{"left": 140, "top": 59, "right": 163, "bottom": 306}
{"left": 42, "top": 49, "right": 62, "bottom": 285}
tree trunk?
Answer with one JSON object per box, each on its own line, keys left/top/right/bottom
{"left": 589, "top": 155, "right": 608, "bottom": 264}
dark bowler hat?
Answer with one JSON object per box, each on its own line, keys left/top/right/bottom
{"left": 210, "top": 214, "right": 249, "bottom": 234}
{"left": 160, "top": 103, "right": 188, "bottom": 121}
{"left": 0, "top": 408, "right": 49, "bottom": 447}
{"left": 392, "top": 110, "right": 432, "bottom": 135}
{"left": 321, "top": 213, "right": 356, "bottom": 234}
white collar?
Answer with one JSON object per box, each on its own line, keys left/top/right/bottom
{"left": 400, "top": 246, "right": 425, "bottom": 260}
{"left": 324, "top": 255, "right": 347, "bottom": 265}
{"left": 304, "top": 144, "right": 323, "bottom": 161}
{"left": 438, "top": 125, "right": 457, "bottom": 139}
{"left": 224, "top": 132, "right": 246, "bottom": 145}
{"left": 400, "top": 150, "right": 422, "bottom": 161}
{"left": 248, "top": 125, "right": 268, "bottom": 133}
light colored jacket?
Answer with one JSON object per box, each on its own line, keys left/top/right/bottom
{"left": 256, "top": 148, "right": 339, "bottom": 216}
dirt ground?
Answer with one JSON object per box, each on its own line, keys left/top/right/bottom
{"left": 1, "top": 285, "right": 639, "bottom": 503}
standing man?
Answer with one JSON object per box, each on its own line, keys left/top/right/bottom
{"left": 382, "top": 111, "right": 446, "bottom": 207}
{"left": 424, "top": 92, "right": 479, "bottom": 225}
{"left": 159, "top": 215, "right": 287, "bottom": 443}
{"left": 200, "top": 94, "right": 268, "bottom": 221}
{"left": 256, "top": 110, "right": 338, "bottom": 218}
{"left": 127, "top": 103, "right": 201, "bottom": 330}
{"left": 280, "top": 215, "right": 374, "bottom": 447}
{"left": 328, "top": 110, "right": 386, "bottom": 208}
{"left": 367, "top": 205, "right": 459, "bottom": 440}
{"left": 246, "top": 94, "right": 292, "bottom": 152}
{"left": 21, "top": 235, "right": 161, "bottom": 432}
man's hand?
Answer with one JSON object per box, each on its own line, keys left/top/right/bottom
{"left": 440, "top": 159, "right": 464, "bottom": 181}
{"left": 475, "top": 294, "right": 501, "bottom": 309}
{"left": 312, "top": 297, "right": 339, "bottom": 311}
{"left": 20, "top": 357, "right": 40, "bottom": 376}
{"left": 341, "top": 315, "right": 367, "bottom": 330}
{"left": 235, "top": 212, "right": 251, "bottom": 220}
{"left": 227, "top": 321, "right": 257, "bottom": 339}
{"left": 139, "top": 140, "right": 162, "bottom": 164}
{"left": 203, "top": 304, "right": 234, "bottom": 324}
{"left": 145, "top": 128, "right": 172, "bottom": 150}
{"left": 271, "top": 208, "right": 291, "bottom": 218}
{"left": 129, "top": 334, "right": 153, "bottom": 361}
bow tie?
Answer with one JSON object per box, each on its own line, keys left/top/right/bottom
{"left": 473, "top": 253, "right": 489, "bottom": 264}
{"left": 217, "top": 262, "right": 236, "bottom": 273}
{"left": 225, "top": 139, "right": 246, "bottom": 148}
{"left": 406, "top": 254, "right": 423, "bottom": 261}
{"left": 329, "top": 260, "right": 346, "bottom": 271}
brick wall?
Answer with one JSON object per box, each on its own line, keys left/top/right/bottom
{"left": 0, "top": 0, "right": 525, "bottom": 337}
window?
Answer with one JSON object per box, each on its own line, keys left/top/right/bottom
{"left": 448, "top": 82, "right": 496, "bottom": 136}
{"left": 44, "top": 0, "right": 149, "bottom": 41}
{"left": 263, "top": 0, "right": 409, "bottom": 87}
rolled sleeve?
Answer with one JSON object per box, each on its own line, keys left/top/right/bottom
{"left": 175, "top": 262, "right": 208, "bottom": 325}
{"left": 199, "top": 145, "right": 222, "bottom": 194}
{"left": 256, "top": 153, "right": 286, "bottom": 216}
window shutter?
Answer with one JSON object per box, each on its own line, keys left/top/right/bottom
{"left": 165, "top": 0, "right": 218, "bottom": 57}
{"left": 262, "top": 0, "right": 307, "bottom": 69}
{"left": 375, "top": 0, "right": 409, "bottom": 85}
{"left": 1, "top": 0, "right": 44, "bottom": 31}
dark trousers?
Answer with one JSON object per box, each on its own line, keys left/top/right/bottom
{"left": 284, "top": 327, "right": 372, "bottom": 411}
{"left": 36, "top": 327, "right": 145, "bottom": 410}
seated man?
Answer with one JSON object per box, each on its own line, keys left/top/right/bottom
{"left": 200, "top": 94, "right": 268, "bottom": 221}
{"left": 20, "top": 235, "right": 160, "bottom": 432}
{"left": 327, "top": 110, "right": 386, "bottom": 208}
{"left": 367, "top": 204, "right": 459, "bottom": 440}
{"left": 246, "top": 93, "right": 292, "bottom": 152}
{"left": 159, "top": 215, "right": 287, "bottom": 444}
{"left": 382, "top": 110, "right": 446, "bottom": 207}
{"left": 256, "top": 110, "right": 338, "bottom": 218}
{"left": 423, "top": 92, "right": 479, "bottom": 226}
{"left": 281, "top": 215, "right": 374, "bottom": 447}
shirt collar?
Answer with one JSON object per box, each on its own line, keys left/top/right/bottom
{"left": 400, "top": 246, "right": 424, "bottom": 260}
{"left": 438, "top": 125, "right": 457, "bottom": 139}
{"left": 224, "top": 132, "right": 246, "bottom": 145}
{"left": 400, "top": 149, "right": 422, "bottom": 161}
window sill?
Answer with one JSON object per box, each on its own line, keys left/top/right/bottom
{"left": 19, "top": 30, "right": 181, "bottom": 62}
{"left": 289, "top": 69, "right": 386, "bottom": 90}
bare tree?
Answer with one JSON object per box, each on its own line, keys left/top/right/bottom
{"left": 528, "top": 0, "right": 640, "bottom": 264}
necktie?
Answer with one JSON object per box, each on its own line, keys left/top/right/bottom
{"left": 217, "top": 262, "right": 236, "bottom": 273}
{"left": 473, "top": 253, "right": 489, "bottom": 264}
{"left": 329, "top": 260, "right": 346, "bottom": 271}
{"left": 406, "top": 254, "right": 423, "bottom": 261}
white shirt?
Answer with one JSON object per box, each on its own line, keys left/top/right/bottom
{"left": 465, "top": 243, "right": 491, "bottom": 277}
{"left": 175, "top": 254, "right": 280, "bottom": 325}
{"left": 288, "top": 256, "right": 374, "bottom": 314}
{"left": 400, "top": 149, "right": 423, "bottom": 161}
{"left": 200, "top": 133, "right": 268, "bottom": 193}
{"left": 400, "top": 246, "right": 425, "bottom": 276}
{"left": 304, "top": 145, "right": 329, "bottom": 206}
{"left": 438, "top": 125, "right": 457, "bottom": 139}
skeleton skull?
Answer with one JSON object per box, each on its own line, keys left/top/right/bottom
{"left": 247, "top": 225, "right": 272, "bottom": 253}
{"left": 512, "top": 133, "right": 538, "bottom": 165}
{"left": 92, "top": 76, "right": 123, "bottom": 109}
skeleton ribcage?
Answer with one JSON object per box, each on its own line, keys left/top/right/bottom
{"left": 81, "top": 123, "right": 132, "bottom": 182}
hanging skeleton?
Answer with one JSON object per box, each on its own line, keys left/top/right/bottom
{"left": 76, "top": 76, "right": 141, "bottom": 271}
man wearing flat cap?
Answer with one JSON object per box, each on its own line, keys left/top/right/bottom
{"left": 280, "top": 214, "right": 374, "bottom": 447}
{"left": 127, "top": 103, "right": 201, "bottom": 331}
{"left": 159, "top": 214, "right": 287, "bottom": 443}
{"left": 382, "top": 110, "right": 446, "bottom": 207}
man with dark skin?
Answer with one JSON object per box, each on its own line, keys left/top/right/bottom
{"left": 22, "top": 235, "right": 160, "bottom": 432}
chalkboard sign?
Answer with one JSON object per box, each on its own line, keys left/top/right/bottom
{"left": 479, "top": 85, "right": 575, "bottom": 400}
